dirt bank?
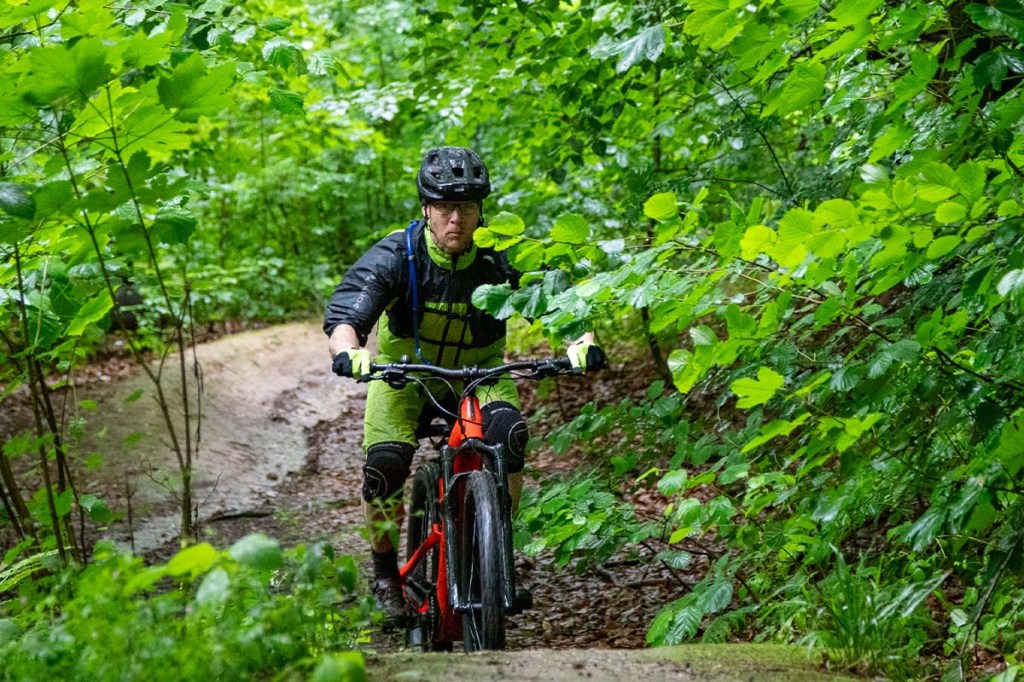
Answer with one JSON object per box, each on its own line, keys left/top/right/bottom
{"left": 71, "top": 321, "right": 362, "bottom": 552}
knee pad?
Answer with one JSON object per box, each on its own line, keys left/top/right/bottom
{"left": 481, "top": 401, "right": 529, "bottom": 473}
{"left": 363, "top": 442, "right": 415, "bottom": 502}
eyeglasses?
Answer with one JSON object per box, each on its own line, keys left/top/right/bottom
{"left": 430, "top": 202, "right": 481, "bottom": 216}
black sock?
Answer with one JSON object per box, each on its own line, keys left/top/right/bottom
{"left": 371, "top": 549, "right": 399, "bottom": 579}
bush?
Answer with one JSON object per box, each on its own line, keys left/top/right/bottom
{"left": 0, "top": 535, "right": 372, "bottom": 681}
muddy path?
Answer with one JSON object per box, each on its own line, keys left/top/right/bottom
{"left": 56, "top": 322, "right": 365, "bottom": 554}
{"left": 5, "top": 322, "right": 857, "bottom": 680}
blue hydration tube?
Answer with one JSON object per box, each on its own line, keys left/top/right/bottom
{"left": 405, "top": 220, "right": 428, "bottom": 363}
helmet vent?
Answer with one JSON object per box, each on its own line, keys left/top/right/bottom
{"left": 452, "top": 166, "right": 465, "bottom": 178}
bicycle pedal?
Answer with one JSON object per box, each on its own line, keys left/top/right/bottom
{"left": 511, "top": 586, "right": 533, "bottom": 613}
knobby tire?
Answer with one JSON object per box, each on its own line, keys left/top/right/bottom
{"left": 406, "top": 461, "right": 444, "bottom": 650}
{"left": 459, "top": 470, "right": 506, "bottom": 652}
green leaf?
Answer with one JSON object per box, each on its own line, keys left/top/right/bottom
{"left": 167, "top": 543, "right": 220, "bottom": 578}
{"left": 262, "top": 37, "right": 306, "bottom": 72}
{"left": 0, "top": 183, "right": 36, "bottom": 220}
{"left": 997, "top": 200, "right": 1023, "bottom": 217}
{"left": 777, "top": 0, "right": 819, "bottom": 23}
{"left": 121, "top": 29, "right": 175, "bottom": 69}
{"left": 935, "top": 202, "right": 967, "bottom": 224}
{"left": 657, "top": 469, "right": 688, "bottom": 496}
{"left": 25, "top": 37, "right": 112, "bottom": 104}
{"left": 477, "top": 212, "right": 525, "bottom": 250}
{"left": 268, "top": 88, "right": 305, "bottom": 116}
{"left": 868, "top": 121, "right": 911, "bottom": 163}
{"left": 742, "top": 414, "right": 811, "bottom": 453}
{"left": 262, "top": 17, "right": 293, "bottom": 33}
{"left": 511, "top": 241, "right": 545, "bottom": 271}
{"left": 926, "top": 235, "right": 962, "bottom": 259}
{"left": 152, "top": 205, "right": 197, "bottom": 245}
{"left": 66, "top": 290, "right": 114, "bottom": 337}
{"left": 815, "top": 21, "right": 871, "bottom": 62}
{"left": 718, "top": 464, "right": 748, "bottom": 485}
{"left": 484, "top": 212, "right": 524, "bottom": 237}
{"left": 157, "top": 53, "right": 236, "bottom": 122}
{"left": 829, "top": 0, "right": 883, "bottom": 26}
{"left": 643, "top": 192, "right": 678, "bottom": 221}
{"left": 731, "top": 367, "right": 785, "bottom": 408}
{"left": 471, "top": 283, "right": 516, "bottom": 319}
{"left": 762, "top": 62, "right": 826, "bottom": 118}
{"left": 196, "top": 567, "right": 231, "bottom": 607}
{"left": 966, "top": 2, "right": 1024, "bottom": 42}
{"left": 702, "top": 580, "right": 733, "bottom": 613}
{"left": 888, "top": 50, "right": 938, "bottom": 112}
{"left": 685, "top": 0, "right": 746, "bottom": 50}
{"left": 665, "top": 604, "right": 703, "bottom": 644}
{"left": 668, "top": 349, "right": 702, "bottom": 393}
{"left": 740, "top": 225, "right": 776, "bottom": 260}
{"left": 712, "top": 220, "right": 742, "bottom": 258}
{"left": 972, "top": 48, "right": 1024, "bottom": 90}
{"left": 594, "top": 25, "right": 666, "bottom": 73}
{"left": 78, "top": 494, "right": 112, "bottom": 523}
{"left": 229, "top": 533, "right": 283, "bottom": 571}
{"left": 996, "top": 414, "right": 1024, "bottom": 475}
{"left": 775, "top": 208, "right": 814, "bottom": 267}
{"left": 551, "top": 213, "right": 590, "bottom": 244}
{"left": 997, "top": 269, "right": 1024, "bottom": 298}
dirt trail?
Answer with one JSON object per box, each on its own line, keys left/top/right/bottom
{"left": 76, "top": 321, "right": 361, "bottom": 552}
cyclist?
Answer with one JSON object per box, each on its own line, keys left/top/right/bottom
{"left": 324, "top": 146, "right": 605, "bottom": 623}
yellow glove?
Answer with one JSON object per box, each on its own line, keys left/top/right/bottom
{"left": 332, "top": 349, "right": 371, "bottom": 378}
{"left": 567, "top": 342, "right": 607, "bottom": 373}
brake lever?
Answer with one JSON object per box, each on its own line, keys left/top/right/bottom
{"left": 378, "top": 369, "right": 408, "bottom": 389}
{"left": 533, "top": 361, "right": 565, "bottom": 379}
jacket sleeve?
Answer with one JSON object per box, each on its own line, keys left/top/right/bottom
{"left": 323, "top": 238, "right": 403, "bottom": 344}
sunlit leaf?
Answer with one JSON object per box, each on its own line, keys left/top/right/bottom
{"left": 551, "top": 213, "right": 589, "bottom": 243}
{"left": 731, "top": 367, "right": 785, "bottom": 408}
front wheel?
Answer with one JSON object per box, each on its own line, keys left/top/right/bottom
{"left": 406, "top": 461, "right": 443, "bottom": 650}
{"left": 459, "top": 470, "right": 506, "bottom": 651}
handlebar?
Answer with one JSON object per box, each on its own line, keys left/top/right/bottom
{"left": 365, "top": 357, "right": 577, "bottom": 388}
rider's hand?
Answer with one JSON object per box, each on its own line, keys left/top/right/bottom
{"left": 567, "top": 342, "right": 607, "bottom": 373}
{"left": 332, "top": 349, "right": 371, "bottom": 378}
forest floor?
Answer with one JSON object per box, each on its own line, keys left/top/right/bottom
{"left": 1, "top": 321, "right": 859, "bottom": 681}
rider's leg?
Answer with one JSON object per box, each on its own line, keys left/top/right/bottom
{"left": 481, "top": 400, "right": 529, "bottom": 510}
{"left": 361, "top": 440, "right": 416, "bottom": 622}
{"left": 362, "top": 441, "right": 416, "bottom": 556}
{"left": 362, "top": 379, "right": 425, "bottom": 623}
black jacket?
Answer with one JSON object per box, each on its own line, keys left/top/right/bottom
{"left": 324, "top": 221, "right": 520, "bottom": 364}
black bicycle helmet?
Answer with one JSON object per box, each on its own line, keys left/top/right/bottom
{"left": 416, "top": 146, "right": 491, "bottom": 202}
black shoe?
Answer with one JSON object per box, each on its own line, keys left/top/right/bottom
{"left": 371, "top": 576, "right": 410, "bottom": 626}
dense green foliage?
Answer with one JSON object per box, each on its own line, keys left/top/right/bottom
{"left": 0, "top": 535, "right": 371, "bottom": 680}
{"left": 2, "top": 0, "right": 1024, "bottom": 678}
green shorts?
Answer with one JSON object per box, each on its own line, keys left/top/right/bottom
{"left": 362, "top": 356, "right": 521, "bottom": 451}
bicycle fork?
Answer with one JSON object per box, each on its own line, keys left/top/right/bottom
{"left": 439, "top": 439, "right": 519, "bottom": 614}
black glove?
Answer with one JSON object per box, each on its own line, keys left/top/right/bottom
{"left": 585, "top": 344, "right": 607, "bottom": 372}
{"left": 332, "top": 349, "right": 371, "bottom": 377}
{"left": 568, "top": 342, "right": 607, "bottom": 372}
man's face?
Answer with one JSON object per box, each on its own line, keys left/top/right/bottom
{"left": 424, "top": 202, "right": 482, "bottom": 255}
